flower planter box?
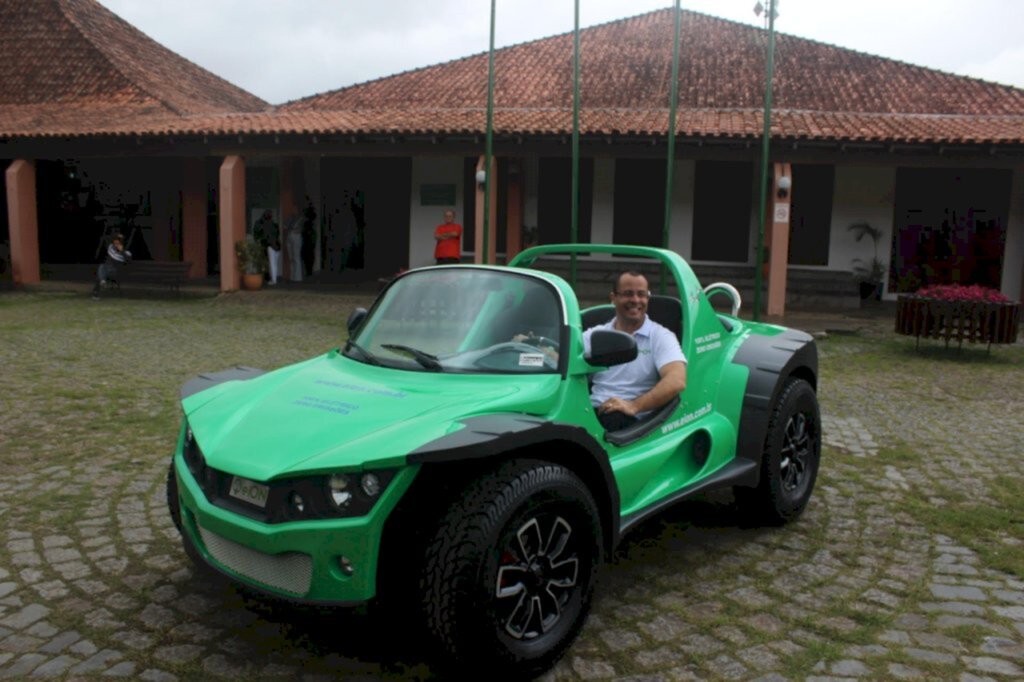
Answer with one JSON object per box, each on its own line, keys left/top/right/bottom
{"left": 896, "top": 295, "right": 1021, "bottom": 349}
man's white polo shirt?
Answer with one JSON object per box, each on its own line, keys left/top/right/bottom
{"left": 582, "top": 315, "right": 686, "bottom": 415}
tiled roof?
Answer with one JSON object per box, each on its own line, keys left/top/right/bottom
{"left": 64, "top": 108, "right": 1021, "bottom": 147}
{"left": 272, "top": 8, "right": 1024, "bottom": 145}
{"left": 286, "top": 10, "right": 1024, "bottom": 117}
{"left": 2, "top": 6, "right": 1022, "bottom": 146}
{"left": 0, "top": 0, "right": 265, "bottom": 135}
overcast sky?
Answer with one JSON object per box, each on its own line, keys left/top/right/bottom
{"left": 97, "top": 0, "right": 1024, "bottom": 105}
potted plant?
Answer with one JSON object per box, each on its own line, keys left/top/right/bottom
{"left": 848, "top": 222, "right": 886, "bottom": 301}
{"left": 235, "top": 236, "right": 267, "bottom": 290}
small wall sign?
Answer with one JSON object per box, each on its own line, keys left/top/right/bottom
{"left": 420, "top": 184, "right": 456, "bottom": 206}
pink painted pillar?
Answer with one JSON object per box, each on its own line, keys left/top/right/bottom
{"left": 473, "top": 155, "right": 497, "bottom": 264}
{"left": 766, "top": 162, "right": 792, "bottom": 317}
{"left": 505, "top": 159, "right": 523, "bottom": 263}
{"left": 5, "top": 160, "right": 40, "bottom": 285}
{"left": 182, "top": 158, "right": 206, "bottom": 279}
{"left": 219, "top": 156, "right": 246, "bottom": 292}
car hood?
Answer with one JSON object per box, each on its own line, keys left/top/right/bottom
{"left": 182, "top": 351, "right": 561, "bottom": 481}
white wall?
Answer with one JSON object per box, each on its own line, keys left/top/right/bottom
{"left": 589, "top": 158, "right": 614, "bottom": 256}
{"left": 830, "top": 165, "right": 896, "bottom": 297}
{"left": 1003, "top": 169, "right": 1024, "bottom": 301}
{"left": 408, "top": 157, "right": 464, "bottom": 269}
{"left": 668, "top": 159, "right": 695, "bottom": 258}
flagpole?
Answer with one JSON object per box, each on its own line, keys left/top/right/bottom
{"left": 753, "top": 0, "right": 777, "bottom": 320}
{"left": 570, "top": 0, "right": 581, "bottom": 288}
{"left": 482, "top": 0, "right": 496, "bottom": 265}
{"left": 661, "top": 0, "right": 682, "bottom": 294}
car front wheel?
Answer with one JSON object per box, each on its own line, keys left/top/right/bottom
{"left": 421, "top": 459, "right": 602, "bottom": 678}
{"left": 738, "top": 377, "right": 821, "bottom": 524}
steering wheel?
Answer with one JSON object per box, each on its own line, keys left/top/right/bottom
{"left": 475, "top": 342, "right": 558, "bottom": 370}
{"left": 518, "top": 334, "right": 560, "bottom": 353}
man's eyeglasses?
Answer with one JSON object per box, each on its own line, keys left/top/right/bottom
{"left": 614, "top": 289, "right": 650, "bottom": 299}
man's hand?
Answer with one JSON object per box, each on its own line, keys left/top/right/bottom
{"left": 599, "top": 362, "right": 686, "bottom": 417}
{"left": 598, "top": 397, "right": 639, "bottom": 417}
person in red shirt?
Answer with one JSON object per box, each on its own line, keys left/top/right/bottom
{"left": 433, "top": 209, "right": 462, "bottom": 264}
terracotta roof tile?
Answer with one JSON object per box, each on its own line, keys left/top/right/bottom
{"left": 273, "top": 8, "right": 1024, "bottom": 145}
{"left": 2, "top": 5, "right": 1021, "bottom": 145}
{"left": 0, "top": 0, "right": 265, "bottom": 135}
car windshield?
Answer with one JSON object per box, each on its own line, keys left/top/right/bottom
{"left": 348, "top": 268, "right": 563, "bottom": 374}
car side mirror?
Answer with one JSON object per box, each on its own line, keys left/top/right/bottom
{"left": 586, "top": 329, "right": 637, "bottom": 367}
{"left": 346, "top": 307, "right": 368, "bottom": 336}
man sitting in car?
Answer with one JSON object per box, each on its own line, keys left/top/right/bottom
{"left": 583, "top": 271, "right": 687, "bottom": 431}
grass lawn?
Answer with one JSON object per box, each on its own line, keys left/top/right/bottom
{"left": 2, "top": 284, "right": 1022, "bottom": 679}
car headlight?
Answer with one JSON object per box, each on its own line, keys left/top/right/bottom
{"left": 312, "top": 470, "right": 396, "bottom": 519}
{"left": 360, "top": 473, "right": 382, "bottom": 497}
{"left": 327, "top": 474, "right": 353, "bottom": 508}
{"left": 182, "top": 420, "right": 206, "bottom": 477}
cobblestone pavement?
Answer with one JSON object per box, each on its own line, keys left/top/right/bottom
{"left": 2, "top": 293, "right": 1023, "bottom": 680}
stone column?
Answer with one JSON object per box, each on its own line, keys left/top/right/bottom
{"left": 5, "top": 160, "right": 40, "bottom": 285}
{"left": 766, "top": 162, "right": 792, "bottom": 317}
{"left": 219, "top": 156, "right": 246, "bottom": 292}
{"left": 182, "top": 158, "right": 207, "bottom": 279}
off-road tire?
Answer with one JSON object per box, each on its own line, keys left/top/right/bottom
{"left": 421, "top": 459, "right": 602, "bottom": 678}
{"left": 737, "top": 377, "right": 821, "bottom": 524}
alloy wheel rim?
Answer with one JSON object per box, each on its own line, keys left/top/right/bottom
{"left": 494, "top": 514, "right": 580, "bottom": 640}
{"left": 780, "top": 412, "right": 814, "bottom": 494}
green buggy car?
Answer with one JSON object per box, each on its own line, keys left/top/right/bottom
{"left": 168, "top": 244, "right": 821, "bottom": 676}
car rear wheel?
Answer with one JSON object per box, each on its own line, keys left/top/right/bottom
{"left": 737, "top": 377, "right": 821, "bottom": 524}
{"left": 421, "top": 459, "right": 601, "bottom": 678}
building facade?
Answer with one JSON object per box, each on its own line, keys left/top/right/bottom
{"left": 3, "top": 2, "right": 1023, "bottom": 306}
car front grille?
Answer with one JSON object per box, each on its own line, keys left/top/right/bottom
{"left": 197, "top": 523, "right": 312, "bottom": 597}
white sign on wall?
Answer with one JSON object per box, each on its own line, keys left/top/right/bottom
{"left": 773, "top": 204, "right": 790, "bottom": 223}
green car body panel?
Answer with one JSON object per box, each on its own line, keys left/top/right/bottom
{"left": 171, "top": 244, "right": 816, "bottom": 605}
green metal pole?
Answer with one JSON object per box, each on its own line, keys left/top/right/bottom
{"left": 661, "top": 0, "right": 682, "bottom": 294}
{"left": 482, "top": 0, "right": 496, "bottom": 265}
{"left": 753, "top": 0, "right": 776, "bottom": 321}
{"left": 570, "top": 0, "right": 581, "bottom": 288}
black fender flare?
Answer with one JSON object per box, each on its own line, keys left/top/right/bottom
{"left": 409, "top": 415, "right": 622, "bottom": 553}
{"left": 179, "top": 366, "right": 265, "bottom": 400}
{"left": 730, "top": 329, "right": 818, "bottom": 487}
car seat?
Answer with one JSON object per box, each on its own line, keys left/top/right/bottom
{"left": 580, "top": 295, "right": 682, "bottom": 342}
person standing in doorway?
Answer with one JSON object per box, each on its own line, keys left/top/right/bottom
{"left": 433, "top": 209, "right": 462, "bottom": 265}
{"left": 254, "top": 209, "right": 281, "bottom": 285}
{"left": 286, "top": 210, "right": 304, "bottom": 282}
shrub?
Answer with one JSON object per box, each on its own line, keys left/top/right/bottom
{"left": 915, "top": 283, "right": 1010, "bottom": 304}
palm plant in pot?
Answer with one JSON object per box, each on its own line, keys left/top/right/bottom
{"left": 848, "top": 221, "right": 886, "bottom": 301}
{"left": 235, "top": 236, "right": 268, "bottom": 290}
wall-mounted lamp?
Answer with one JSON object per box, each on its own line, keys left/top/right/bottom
{"left": 776, "top": 174, "right": 791, "bottom": 200}
{"left": 475, "top": 169, "right": 487, "bottom": 189}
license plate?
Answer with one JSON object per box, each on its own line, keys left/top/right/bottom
{"left": 229, "top": 476, "right": 270, "bottom": 508}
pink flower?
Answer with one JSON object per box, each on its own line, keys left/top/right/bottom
{"left": 915, "top": 283, "right": 1010, "bottom": 304}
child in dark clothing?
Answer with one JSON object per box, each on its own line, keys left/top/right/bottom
{"left": 92, "top": 233, "right": 131, "bottom": 299}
